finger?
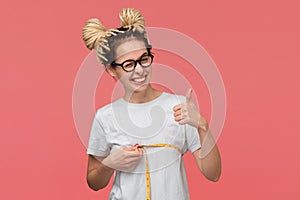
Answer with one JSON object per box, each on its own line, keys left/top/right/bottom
{"left": 136, "top": 148, "right": 144, "bottom": 156}
{"left": 129, "top": 149, "right": 142, "bottom": 155}
{"left": 173, "top": 110, "right": 182, "bottom": 117}
{"left": 179, "top": 119, "right": 187, "bottom": 125}
{"left": 122, "top": 148, "right": 141, "bottom": 157}
{"left": 185, "top": 88, "right": 193, "bottom": 103}
{"left": 173, "top": 104, "right": 181, "bottom": 112}
{"left": 125, "top": 152, "right": 142, "bottom": 160}
{"left": 174, "top": 115, "right": 183, "bottom": 122}
{"left": 122, "top": 146, "right": 136, "bottom": 152}
{"left": 137, "top": 148, "right": 143, "bottom": 155}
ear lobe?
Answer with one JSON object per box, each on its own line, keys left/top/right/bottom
{"left": 106, "top": 65, "right": 117, "bottom": 77}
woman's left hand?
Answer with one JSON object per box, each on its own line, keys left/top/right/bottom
{"left": 173, "top": 88, "right": 208, "bottom": 132}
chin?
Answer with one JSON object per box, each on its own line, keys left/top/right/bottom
{"left": 131, "top": 83, "right": 150, "bottom": 93}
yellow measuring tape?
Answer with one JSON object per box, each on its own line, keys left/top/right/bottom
{"left": 135, "top": 143, "right": 181, "bottom": 200}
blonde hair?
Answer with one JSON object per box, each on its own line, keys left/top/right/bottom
{"left": 82, "top": 8, "right": 151, "bottom": 65}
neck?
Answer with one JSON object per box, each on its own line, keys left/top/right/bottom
{"left": 123, "top": 85, "right": 162, "bottom": 104}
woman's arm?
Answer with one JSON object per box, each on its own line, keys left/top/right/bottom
{"left": 86, "top": 147, "right": 143, "bottom": 191}
{"left": 192, "top": 117, "right": 221, "bottom": 182}
{"left": 173, "top": 88, "right": 222, "bottom": 181}
{"left": 87, "top": 155, "right": 114, "bottom": 191}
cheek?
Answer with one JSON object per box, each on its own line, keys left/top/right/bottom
{"left": 114, "top": 68, "right": 127, "bottom": 79}
{"left": 117, "top": 73, "right": 132, "bottom": 85}
{"left": 146, "top": 68, "right": 152, "bottom": 78}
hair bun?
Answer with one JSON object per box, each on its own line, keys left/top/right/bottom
{"left": 82, "top": 18, "right": 107, "bottom": 50}
{"left": 119, "top": 8, "right": 145, "bottom": 31}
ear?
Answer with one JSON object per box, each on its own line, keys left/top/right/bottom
{"left": 106, "top": 65, "right": 117, "bottom": 77}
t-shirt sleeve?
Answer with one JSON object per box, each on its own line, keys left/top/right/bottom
{"left": 86, "top": 114, "right": 110, "bottom": 157}
{"left": 185, "top": 124, "right": 201, "bottom": 153}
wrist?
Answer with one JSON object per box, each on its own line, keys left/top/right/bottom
{"left": 197, "top": 116, "right": 209, "bottom": 133}
{"left": 99, "top": 159, "right": 114, "bottom": 172}
{"left": 101, "top": 158, "right": 112, "bottom": 170}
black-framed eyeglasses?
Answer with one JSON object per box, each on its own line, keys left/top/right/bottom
{"left": 111, "top": 53, "right": 154, "bottom": 72}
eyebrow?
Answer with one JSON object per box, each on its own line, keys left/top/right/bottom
{"left": 117, "top": 51, "right": 149, "bottom": 63}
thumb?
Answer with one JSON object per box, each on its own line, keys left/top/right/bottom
{"left": 186, "top": 88, "right": 193, "bottom": 103}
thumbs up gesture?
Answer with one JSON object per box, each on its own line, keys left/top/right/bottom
{"left": 173, "top": 88, "right": 208, "bottom": 131}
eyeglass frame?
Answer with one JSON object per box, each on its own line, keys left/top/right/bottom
{"left": 110, "top": 52, "right": 154, "bottom": 72}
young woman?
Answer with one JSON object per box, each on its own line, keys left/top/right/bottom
{"left": 82, "top": 8, "right": 221, "bottom": 200}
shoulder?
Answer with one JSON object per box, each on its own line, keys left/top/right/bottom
{"left": 94, "top": 98, "right": 124, "bottom": 121}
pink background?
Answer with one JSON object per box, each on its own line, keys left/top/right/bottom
{"left": 1, "top": 0, "right": 299, "bottom": 199}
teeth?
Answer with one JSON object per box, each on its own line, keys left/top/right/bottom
{"left": 133, "top": 77, "right": 146, "bottom": 82}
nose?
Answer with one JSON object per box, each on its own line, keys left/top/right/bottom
{"left": 134, "top": 62, "right": 144, "bottom": 74}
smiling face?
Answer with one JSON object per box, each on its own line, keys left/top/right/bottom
{"left": 107, "top": 39, "right": 153, "bottom": 96}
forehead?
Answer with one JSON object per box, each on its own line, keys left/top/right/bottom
{"left": 115, "top": 39, "right": 147, "bottom": 61}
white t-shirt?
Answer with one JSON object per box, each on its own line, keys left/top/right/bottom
{"left": 87, "top": 92, "right": 201, "bottom": 200}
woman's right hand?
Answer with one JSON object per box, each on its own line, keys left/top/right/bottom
{"left": 101, "top": 146, "right": 143, "bottom": 171}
